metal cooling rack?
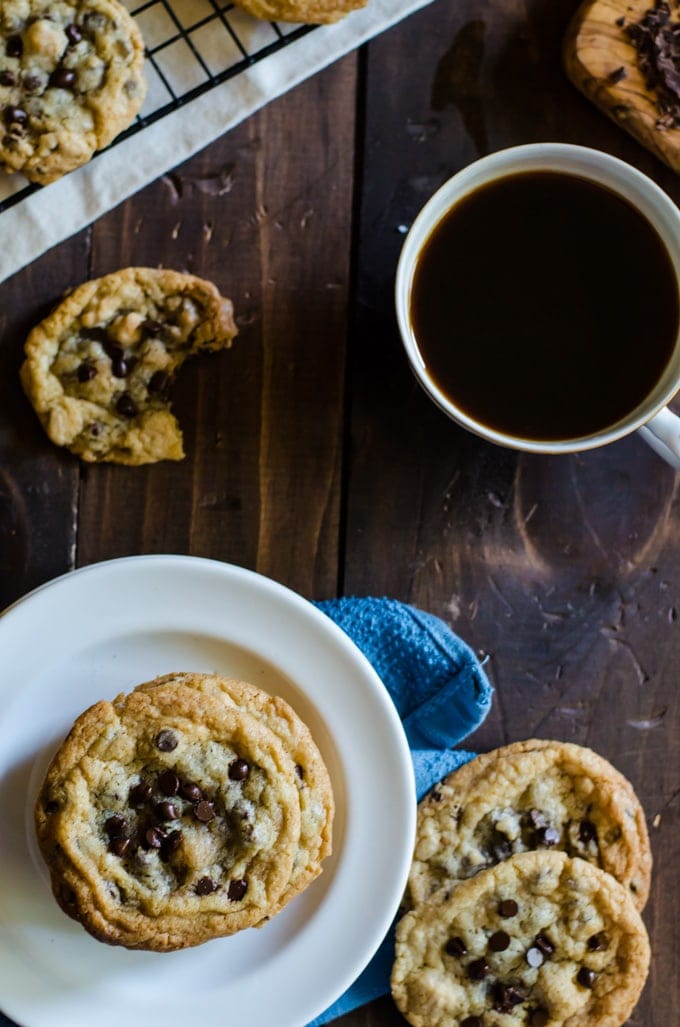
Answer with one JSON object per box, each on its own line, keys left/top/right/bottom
{"left": 0, "top": 0, "right": 314, "bottom": 214}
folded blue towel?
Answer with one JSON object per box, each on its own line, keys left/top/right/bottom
{"left": 0, "top": 597, "right": 492, "bottom": 1027}
{"left": 306, "top": 597, "right": 493, "bottom": 1026}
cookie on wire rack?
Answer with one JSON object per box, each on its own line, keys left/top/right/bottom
{"left": 0, "top": 0, "right": 146, "bottom": 184}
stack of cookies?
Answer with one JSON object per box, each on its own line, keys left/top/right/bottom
{"left": 392, "top": 739, "right": 652, "bottom": 1027}
{"left": 34, "top": 671, "right": 334, "bottom": 951}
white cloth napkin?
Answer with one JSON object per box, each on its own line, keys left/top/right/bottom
{"left": 0, "top": 0, "right": 432, "bottom": 284}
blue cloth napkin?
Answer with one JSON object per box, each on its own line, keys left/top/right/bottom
{"left": 0, "top": 597, "right": 492, "bottom": 1027}
{"left": 306, "top": 597, "right": 493, "bottom": 1026}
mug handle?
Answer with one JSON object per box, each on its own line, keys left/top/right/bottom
{"left": 638, "top": 406, "right": 680, "bottom": 470}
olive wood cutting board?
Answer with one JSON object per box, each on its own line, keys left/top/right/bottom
{"left": 564, "top": 0, "right": 680, "bottom": 173}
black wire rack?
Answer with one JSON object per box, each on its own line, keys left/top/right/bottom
{"left": 0, "top": 0, "right": 315, "bottom": 215}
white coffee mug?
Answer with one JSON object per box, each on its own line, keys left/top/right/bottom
{"left": 395, "top": 143, "right": 680, "bottom": 469}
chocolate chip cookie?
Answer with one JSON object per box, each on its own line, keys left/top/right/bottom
{"left": 35, "top": 678, "right": 302, "bottom": 950}
{"left": 136, "top": 673, "right": 334, "bottom": 917}
{"left": 408, "top": 739, "right": 651, "bottom": 911}
{"left": 0, "top": 0, "right": 146, "bottom": 184}
{"left": 232, "top": 0, "right": 366, "bottom": 25}
{"left": 392, "top": 850, "right": 651, "bottom": 1027}
{"left": 20, "top": 267, "right": 237, "bottom": 465}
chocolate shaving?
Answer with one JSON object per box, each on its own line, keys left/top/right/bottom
{"left": 626, "top": 0, "right": 680, "bottom": 129}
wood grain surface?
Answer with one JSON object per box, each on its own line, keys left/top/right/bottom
{"left": 565, "top": 0, "right": 680, "bottom": 173}
{"left": 0, "top": 0, "right": 678, "bottom": 1024}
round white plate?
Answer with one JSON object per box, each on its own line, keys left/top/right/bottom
{"left": 0, "top": 556, "right": 415, "bottom": 1027}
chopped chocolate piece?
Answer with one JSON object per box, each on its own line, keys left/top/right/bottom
{"left": 492, "top": 983, "right": 525, "bottom": 1013}
{"left": 498, "top": 899, "right": 518, "bottom": 917}
{"left": 577, "top": 966, "right": 596, "bottom": 988}
{"left": 579, "top": 819, "right": 597, "bottom": 844}
{"left": 534, "top": 933, "right": 555, "bottom": 957}
{"left": 528, "top": 1008, "right": 550, "bottom": 1027}
{"left": 444, "top": 935, "right": 467, "bottom": 957}
{"left": 194, "top": 800, "right": 215, "bottom": 823}
{"left": 158, "top": 770, "right": 180, "bottom": 795}
{"left": 129, "top": 781, "right": 153, "bottom": 806}
{"left": 467, "top": 957, "right": 490, "bottom": 980}
{"left": 526, "top": 946, "right": 544, "bottom": 968}
{"left": 49, "top": 68, "right": 76, "bottom": 90}
{"left": 587, "top": 931, "right": 610, "bottom": 951}
{"left": 105, "top": 815, "right": 127, "bottom": 838}
{"left": 228, "top": 758, "right": 250, "bottom": 781}
{"left": 156, "top": 801, "right": 179, "bottom": 821}
{"left": 6, "top": 36, "right": 23, "bottom": 59}
{"left": 627, "top": 2, "right": 680, "bottom": 131}
{"left": 609, "top": 65, "right": 628, "bottom": 83}
{"left": 227, "top": 878, "right": 247, "bottom": 901}
{"left": 115, "top": 392, "right": 138, "bottom": 419}
{"left": 179, "top": 780, "right": 202, "bottom": 801}
{"left": 154, "top": 729, "right": 178, "bottom": 752}
{"left": 489, "top": 930, "right": 511, "bottom": 952}
{"left": 77, "top": 362, "right": 97, "bottom": 382}
{"left": 194, "top": 876, "right": 216, "bottom": 895}
{"left": 108, "top": 836, "right": 130, "bottom": 857}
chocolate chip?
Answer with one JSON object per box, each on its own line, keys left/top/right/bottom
{"left": 108, "top": 836, "right": 130, "bottom": 857}
{"left": 489, "top": 930, "right": 511, "bottom": 952}
{"left": 129, "top": 782, "right": 153, "bottom": 806}
{"left": 526, "top": 946, "right": 544, "bottom": 968}
{"left": 23, "top": 74, "right": 43, "bottom": 94}
{"left": 587, "top": 931, "right": 609, "bottom": 951}
{"left": 148, "top": 370, "right": 170, "bottom": 394}
{"left": 158, "top": 770, "right": 179, "bottom": 795}
{"left": 179, "top": 781, "right": 202, "bottom": 802}
{"left": 49, "top": 68, "right": 76, "bottom": 90}
{"left": 3, "top": 106, "right": 27, "bottom": 128}
{"left": 113, "top": 356, "right": 132, "bottom": 378}
{"left": 154, "top": 729, "right": 178, "bottom": 752}
{"left": 77, "top": 362, "right": 97, "bottom": 382}
{"left": 467, "top": 958, "right": 490, "bottom": 981}
{"left": 295, "top": 764, "right": 305, "bottom": 780}
{"left": 431, "top": 789, "right": 443, "bottom": 802}
{"left": 105, "top": 815, "right": 127, "bottom": 838}
{"left": 615, "top": 14, "right": 625, "bottom": 26}
{"left": 142, "top": 319, "right": 163, "bottom": 335}
{"left": 577, "top": 966, "right": 596, "bottom": 988}
{"left": 162, "top": 829, "right": 182, "bottom": 856}
{"left": 498, "top": 899, "right": 518, "bottom": 917}
{"left": 88, "top": 421, "right": 103, "bottom": 436}
{"left": 194, "top": 800, "right": 215, "bottom": 823}
{"left": 492, "top": 983, "right": 525, "bottom": 1013}
{"left": 81, "top": 327, "right": 109, "bottom": 343}
{"left": 44, "top": 800, "right": 59, "bottom": 814}
{"left": 0, "top": 71, "right": 16, "bottom": 87}
{"left": 461, "top": 1019, "right": 483, "bottom": 1027}
{"left": 66, "top": 24, "right": 83, "bottom": 45}
{"left": 144, "top": 826, "right": 166, "bottom": 849}
{"left": 195, "top": 876, "right": 216, "bottom": 895}
{"left": 115, "top": 393, "right": 138, "bottom": 419}
{"left": 528, "top": 1008, "right": 550, "bottom": 1026}
{"left": 227, "top": 879, "right": 247, "bottom": 901}
{"left": 609, "top": 66, "right": 627, "bottom": 83}
{"left": 6, "top": 36, "right": 23, "bottom": 58}
{"left": 534, "top": 933, "right": 555, "bottom": 957}
{"left": 156, "top": 801, "right": 179, "bottom": 821}
{"left": 228, "top": 758, "right": 250, "bottom": 781}
{"left": 104, "top": 341, "right": 124, "bottom": 362}
{"left": 579, "top": 819, "right": 597, "bottom": 844}
{"left": 444, "top": 936, "right": 467, "bottom": 957}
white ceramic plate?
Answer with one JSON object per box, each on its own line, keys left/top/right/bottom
{"left": 0, "top": 556, "right": 415, "bottom": 1027}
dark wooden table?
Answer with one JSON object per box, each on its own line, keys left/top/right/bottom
{"left": 1, "top": 0, "right": 678, "bottom": 1024}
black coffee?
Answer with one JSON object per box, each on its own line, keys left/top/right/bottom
{"left": 409, "top": 170, "right": 679, "bottom": 441}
